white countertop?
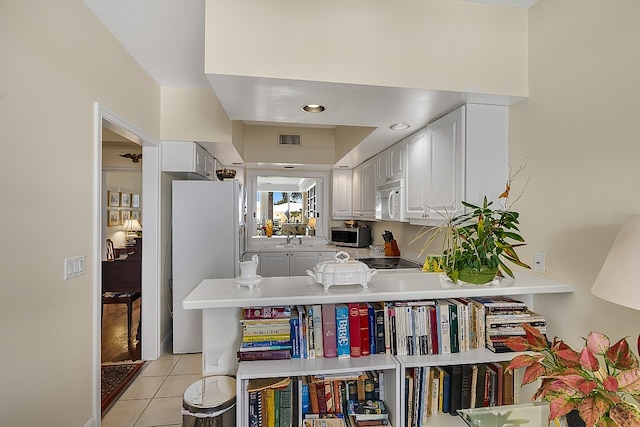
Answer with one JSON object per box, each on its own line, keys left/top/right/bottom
{"left": 183, "top": 270, "right": 574, "bottom": 310}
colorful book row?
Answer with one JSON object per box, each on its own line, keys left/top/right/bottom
{"left": 404, "top": 362, "right": 515, "bottom": 427}
{"left": 239, "top": 296, "right": 545, "bottom": 360}
{"left": 246, "top": 372, "right": 388, "bottom": 427}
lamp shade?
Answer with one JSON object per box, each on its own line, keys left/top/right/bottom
{"left": 123, "top": 218, "right": 142, "bottom": 233}
{"left": 591, "top": 215, "right": 640, "bottom": 311}
{"left": 308, "top": 217, "right": 316, "bottom": 228}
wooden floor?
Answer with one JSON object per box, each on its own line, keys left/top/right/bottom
{"left": 101, "top": 298, "right": 141, "bottom": 363}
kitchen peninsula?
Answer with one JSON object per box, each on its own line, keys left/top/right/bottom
{"left": 183, "top": 271, "right": 573, "bottom": 426}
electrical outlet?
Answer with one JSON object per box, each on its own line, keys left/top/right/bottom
{"left": 64, "top": 255, "right": 86, "bottom": 280}
{"left": 533, "top": 252, "right": 545, "bottom": 273}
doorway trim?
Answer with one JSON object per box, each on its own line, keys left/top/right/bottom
{"left": 92, "top": 103, "right": 162, "bottom": 424}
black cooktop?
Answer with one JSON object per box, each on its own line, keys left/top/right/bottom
{"left": 357, "top": 257, "right": 423, "bottom": 270}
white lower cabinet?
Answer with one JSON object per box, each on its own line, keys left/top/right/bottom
{"left": 250, "top": 250, "right": 337, "bottom": 277}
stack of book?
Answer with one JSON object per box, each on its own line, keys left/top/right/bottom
{"left": 470, "top": 296, "right": 547, "bottom": 353}
{"left": 346, "top": 399, "right": 391, "bottom": 426}
{"left": 238, "top": 306, "right": 293, "bottom": 361}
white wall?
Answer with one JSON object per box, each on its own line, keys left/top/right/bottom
{"left": 510, "top": 0, "right": 640, "bottom": 347}
{"left": 0, "top": 1, "right": 160, "bottom": 425}
{"left": 205, "top": 0, "right": 528, "bottom": 96}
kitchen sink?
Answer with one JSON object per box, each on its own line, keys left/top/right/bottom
{"left": 275, "top": 243, "right": 314, "bottom": 249}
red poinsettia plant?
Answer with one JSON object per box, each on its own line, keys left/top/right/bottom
{"left": 505, "top": 323, "right": 640, "bottom": 427}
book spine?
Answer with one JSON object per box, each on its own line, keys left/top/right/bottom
{"left": 244, "top": 334, "right": 291, "bottom": 343}
{"left": 266, "top": 388, "right": 276, "bottom": 427}
{"left": 237, "top": 349, "right": 292, "bottom": 361}
{"left": 239, "top": 345, "right": 292, "bottom": 352}
{"left": 322, "top": 304, "right": 337, "bottom": 358}
{"left": 335, "top": 304, "right": 350, "bottom": 359}
{"left": 347, "top": 303, "right": 362, "bottom": 357}
{"left": 241, "top": 340, "right": 291, "bottom": 348}
{"left": 312, "top": 304, "right": 324, "bottom": 357}
{"left": 367, "top": 303, "right": 377, "bottom": 355}
{"left": 309, "top": 380, "right": 319, "bottom": 414}
{"left": 243, "top": 326, "right": 291, "bottom": 336}
{"left": 244, "top": 306, "right": 292, "bottom": 319}
{"left": 307, "top": 305, "right": 316, "bottom": 359}
{"left": 359, "top": 303, "right": 371, "bottom": 357}
{"left": 437, "top": 300, "right": 451, "bottom": 354}
{"left": 249, "top": 390, "right": 259, "bottom": 427}
{"left": 290, "top": 314, "right": 300, "bottom": 359}
{"left": 371, "top": 303, "right": 384, "bottom": 354}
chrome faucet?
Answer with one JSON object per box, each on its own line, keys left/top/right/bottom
{"left": 286, "top": 232, "right": 294, "bottom": 244}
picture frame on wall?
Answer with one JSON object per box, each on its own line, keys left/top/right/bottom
{"left": 108, "top": 191, "right": 120, "bottom": 207}
{"left": 121, "top": 210, "right": 131, "bottom": 224}
{"left": 121, "top": 192, "right": 131, "bottom": 208}
{"left": 132, "top": 210, "right": 140, "bottom": 221}
{"left": 132, "top": 194, "right": 140, "bottom": 208}
{"left": 108, "top": 210, "right": 120, "bottom": 226}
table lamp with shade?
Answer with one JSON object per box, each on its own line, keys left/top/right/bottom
{"left": 307, "top": 217, "right": 316, "bottom": 236}
{"left": 591, "top": 215, "right": 640, "bottom": 354}
{"left": 123, "top": 218, "right": 142, "bottom": 246}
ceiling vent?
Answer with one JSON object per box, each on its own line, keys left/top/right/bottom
{"left": 278, "top": 134, "right": 301, "bottom": 146}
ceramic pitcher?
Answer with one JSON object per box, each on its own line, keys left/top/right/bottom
{"left": 239, "top": 254, "right": 259, "bottom": 278}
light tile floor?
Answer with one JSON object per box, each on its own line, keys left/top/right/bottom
{"left": 102, "top": 351, "right": 204, "bottom": 427}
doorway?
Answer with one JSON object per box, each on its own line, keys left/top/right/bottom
{"left": 102, "top": 136, "right": 143, "bottom": 363}
{"left": 93, "top": 104, "right": 162, "bottom": 424}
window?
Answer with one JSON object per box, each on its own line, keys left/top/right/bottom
{"left": 247, "top": 170, "right": 328, "bottom": 238}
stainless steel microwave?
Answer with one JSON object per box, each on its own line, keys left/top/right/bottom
{"left": 330, "top": 226, "right": 371, "bottom": 248}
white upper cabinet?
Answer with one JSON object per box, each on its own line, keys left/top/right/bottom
{"left": 405, "top": 104, "right": 508, "bottom": 225}
{"left": 353, "top": 157, "right": 377, "bottom": 219}
{"left": 376, "top": 140, "right": 405, "bottom": 186}
{"left": 161, "top": 141, "right": 216, "bottom": 180}
{"left": 331, "top": 169, "right": 353, "bottom": 219}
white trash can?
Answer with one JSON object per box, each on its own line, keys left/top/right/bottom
{"left": 182, "top": 375, "right": 236, "bottom": 427}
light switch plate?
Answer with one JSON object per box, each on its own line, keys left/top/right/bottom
{"left": 64, "top": 255, "right": 86, "bottom": 280}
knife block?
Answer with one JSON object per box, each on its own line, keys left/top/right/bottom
{"left": 384, "top": 240, "right": 401, "bottom": 256}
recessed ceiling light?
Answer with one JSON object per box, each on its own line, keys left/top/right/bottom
{"left": 303, "top": 104, "right": 325, "bottom": 113}
{"left": 389, "top": 122, "right": 410, "bottom": 131}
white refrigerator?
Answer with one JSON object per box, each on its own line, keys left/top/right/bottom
{"left": 172, "top": 180, "right": 247, "bottom": 353}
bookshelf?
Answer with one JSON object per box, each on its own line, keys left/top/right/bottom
{"left": 183, "top": 270, "right": 574, "bottom": 427}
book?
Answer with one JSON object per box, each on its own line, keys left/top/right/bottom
{"left": 266, "top": 388, "right": 276, "bottom": 427}
{"left": 348, "top": 303, "right": 362, "bottom": 357}
{"left": 474, "top": 364, "right": 487, "bottom": 408}
{"left": 488, "top": 362, "right": 504, "bottom": 406}
{"left": 441, "top": 367, "right": 451, "bottom": 414}
{"left": 460, "top": 364, "right": 473, "bottom": 410}
{"left": 242, "top": 325, "right": 292, "bottom": 336}
{"left": 308, "top": 305, "right": 316, "bottom": 359}
{"left": 371, "top": 302, "right": 386, "bottom": 354}
{"left": 316, "top": 381, "right": 328, "bottom": 413}
{"left": 249, "top": 390, "right": 260, "bottom": 427}
{"left": 237, "top": 349, "right": 292, "bottom": 361}
{"left": 364, "top": 372, "right": 377, "bottom": 400}
{"left": 322, "top": 304, "right": 338, "bottom": 358}
{"left": 312, "top": 304, "right": 324, "bottom": 357}
{"left": 359, "top": 303, "right": 371, "bottom": 356}
{"left": 428, "top": 305, "right": 439, "bottom": 355}
{"left": 347, "top": 400, "right": 389, "bottom": 421}
{"left": 302, "top": 377, "right": 311, "bottom": 417}
{"left": 239, "top": 344, "right": 292, "bottom": 352}
{"left": 243, "top": 334, "right": 291, "bottom": 343}
{"left": 446, "top": 364, "right": 463, "bottom": 416}
{"left": 309, "top": 380, "right": 320, "bottom": 413}
{"left": 279, "top": 383, "right": 293, "bottom": 427}
{"left": 446, "top": 300, "right": 459, "bottom": 353}
{"left": 244, "top": 306, "right": 292, "bottom": 319}
{"left": 437, "top": 300, "right": 451, "bottom": 354}
{"left": 297, "top": 305, "right": 309, "bottom": 359}
{"left": 469, "top": 364, "right": 478, "bottom": 409}
{"left": 335, "top": 304, "right": 351, "bottom": 359}
{"left": 486, "top": 363, "right": 498, "bottom": 406}
{"left": 366, "top": 303, "right": 377, "bottom": 355}
{"left": 291, "top": 307, "right": 301, "bottom": 358}
{"left": 500, "top": 360, "right": 515, "bottom": 406}
{"left": 405, "top": 369, "right": 414, "bottom": 427}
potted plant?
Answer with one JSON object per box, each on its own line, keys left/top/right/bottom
{"left": 505, "top": 323, "right": 640, "bottom": 427}
{"left": 415, "top": 192, "right": 530, "bottom": 284}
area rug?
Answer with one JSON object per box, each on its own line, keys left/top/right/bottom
{"left": 101, "top": 361, "right": 145, "bottom": 415}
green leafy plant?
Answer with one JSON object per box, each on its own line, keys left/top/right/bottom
{"left": 505, "top": 323, "right": 640, "bottom": 427}
{"left": 414, "top": 161, "right": 531, "bottom": 284}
